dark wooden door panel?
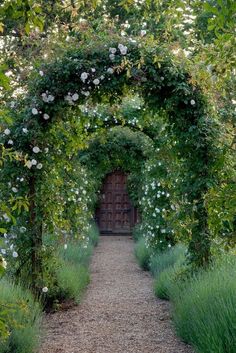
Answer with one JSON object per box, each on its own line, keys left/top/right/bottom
{"left": 96, "top": 170, "right": 136, "bottom": 234}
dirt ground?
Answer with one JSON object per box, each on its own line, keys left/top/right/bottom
{"left": 40, "top": 236, "right": 193, "bottom": 353}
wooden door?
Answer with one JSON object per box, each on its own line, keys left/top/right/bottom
{"left": 96, "top": 171, "right": 137, "bottom": 234}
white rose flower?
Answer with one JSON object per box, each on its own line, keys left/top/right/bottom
{"left": 190, "top": 99, "right": 196, "bottom": 105}
{"left": 37, "top": 163, "right": 43, "bottom": 169}
{"left": 33, "top": 146, "right": 40, "bottom": 153}
{"left": 107, "top": 68, "right": 114, "bottom": 74}
{"left": 43, "top": 113, "right": 50, "bottom": 120}
{"left": 109, "top": 47, "right": 117, "bottom": 54}
{"left": 64, "top": 95, "right": 73, "bottom": 104}
{"left": 8, "top": 140, "right": 13, "bottom": 145}
{"left": 39, "top": 71, "right": 44, "bottom": 76}
{"left": 12, "top": 251, "right": 18, "bottom": 258}
{"left": 4, "top": 128, "right": 10, "bottom": 135}
{"left": 31, "top": 159, "right": 37, "bottom": 165}
{"left": 72, "top": 93, "right": 79, "bottom": 101}
{"left": 80, "top": 72, "right": 89, "bottom": 82}
{"left": 42, "top": 287, "right": 48, "bottom": 293}
{"left": 81, "top": 90, "right": 90, "bottom": 97}
{"left": 64, "top": 244, "right": 68, "bottom": 250}
{"left": 22, "top": 128, "right": 28, "bottom": 133}
{"left": 118, "top": 43, "right": 128, "bottom": 55}
{"left": 32, "top": 108, "right": 38, "bottom": 115}
{"left": 42, "top": 93, "right": 48, "bottom": 102}
{"left": 12, "top": 187, "right": 18, "bottom": 193}
{"left": 140, "top": 30, "right": 147, "bottom": 36}
{"left": 109, "top": 54, "right": 115, "bottom": 61}
{"left": 44, "top": 147, "right": 49, "bottom": 153}
{"left": 91, "top": 68, "right": 96, "bottom": 72}
{"left": 48, "top": 95, "right": 54, "bottom": 102}
{"left": 93, "top": 78, "right": 100, "bottom": 85}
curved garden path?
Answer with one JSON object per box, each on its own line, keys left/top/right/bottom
{"left": 40, "top": 236, "right": 193, "bottom": 353}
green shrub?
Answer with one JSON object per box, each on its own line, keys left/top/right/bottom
{"left": 88, "top": 223, "right": 99, "bottom": 247}
{"left": 171, "top": 255, "right": 236, "bottom": 353}
{"left": 0, "top": 279, "right": 41, "bottom": 353}
{"left": 53, "top": 237, "right": 94, "bottom": 303}
{"left": 134, "top": 237, "right": 151, "bottom": 270}
{"left": 42, "top": 224, "right": 98, "bottom": 306}
{"left": 59, "top": 242, "right": 93, "bottom": 267}
{"left": 56, "top": 262, "right": 90, "bottom": 304}
{"left": 132, "top": 224, "right": 143, "bottom": 242}
{"left": 150, "top": 244, "right": 186, "bottom": 278}
{"left": 153, "top": 264, "right": 181, "bottom": 300}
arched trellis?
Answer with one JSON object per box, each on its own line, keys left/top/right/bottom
{"left": 3, "top": 35, "right": 217, "bottom": 288}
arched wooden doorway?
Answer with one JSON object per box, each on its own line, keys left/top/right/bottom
{"left": 95, "top": 171, "right": 138, "bottom": 235}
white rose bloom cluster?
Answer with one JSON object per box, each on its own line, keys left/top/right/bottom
{"left": 25, "top": 159, "right": 43, "bottom": 169}
{"left": 118, "top": 43, "right": 128, "bottom": 55}
{"left": 65, "top": 92, "right": 79, "bottom": 104}
{"left": 41, "top": 92, "right": 55, "bottom": 103}
{"left": 81, "top": 72, "right": 89, "bottom": 82}
{"left": 81, "top": 90, "right": 90, "bottom": 97}
{"left": 0, "top": 232, "right": 19, "bottom": 260}
{"left": 109, "top": 44, "right": 128, "bottom": 60}
{"left": 138, "top": 157, "right": 175, "bottom": 248}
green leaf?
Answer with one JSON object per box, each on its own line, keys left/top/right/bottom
{"left": 25, "top": 21, "right": 31, "bottom": 35}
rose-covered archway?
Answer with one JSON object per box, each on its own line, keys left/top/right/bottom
{"left": 1, "top": 34, "right": 217, "bottom": 288}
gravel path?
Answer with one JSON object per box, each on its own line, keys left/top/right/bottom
{"left": 40, "top": 236, "right": 193, "bottom": 353}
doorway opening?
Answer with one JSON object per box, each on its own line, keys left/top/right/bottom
{"left": 95, "top": 170, "right": 138, "bottom": 235}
